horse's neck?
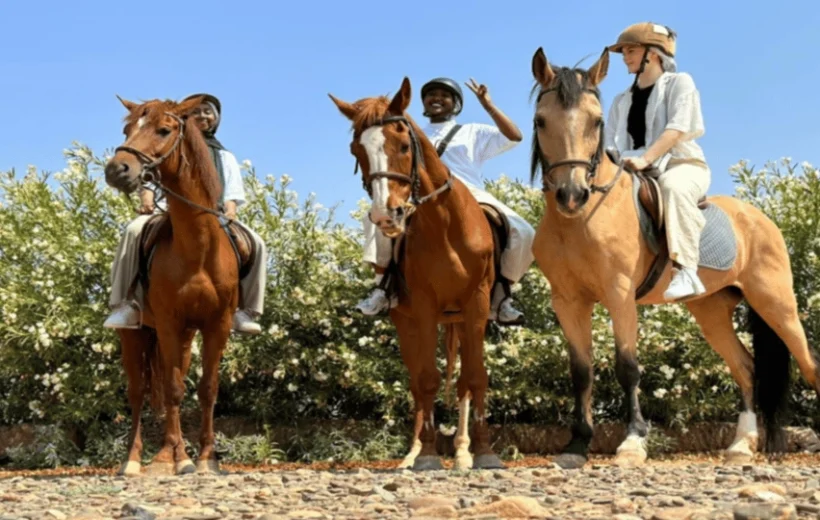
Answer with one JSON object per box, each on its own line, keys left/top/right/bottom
{"left": 410, "top": 136, "right": 462, "bottom": 234}
{"left": 162, "top": 167, "right": 222, "bottom": 260}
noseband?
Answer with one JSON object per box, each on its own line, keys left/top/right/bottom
{"left": 114, "top": 112, "right": 227, "bottom": 220}
{"left": 353, "top": 115, "right": 452, "bottom": 209}
{"left": 535, "top": 87, "right": 623, "bottom": 194}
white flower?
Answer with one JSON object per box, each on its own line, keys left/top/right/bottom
{"left": 653, "top": 388, "right": 668, "bottom": 398}
{"left": 287, "top": 383, "right": 298, "bottom": 392}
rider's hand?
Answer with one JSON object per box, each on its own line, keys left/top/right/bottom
{"left": 137, "top": 201, "right": 155, "bottom": 215}
{"left": 623, "top": 156, "right": 650, "bottom": 171}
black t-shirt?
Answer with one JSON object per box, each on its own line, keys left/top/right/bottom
{"left": 627, "top": 84, "right": 654, "bottom": 149}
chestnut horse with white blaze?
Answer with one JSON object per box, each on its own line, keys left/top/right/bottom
{"left": 528, "top": 47, "right": 820, "bottom": 469}
{"left": 104, "top": 96, "right": 241, "bottom": 476}
{"left": 329, "top": 77, "right": 505, "bottom": 470}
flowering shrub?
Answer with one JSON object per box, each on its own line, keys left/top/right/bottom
{"left": 0, "top": 145, "right": 818, "bottom": 463}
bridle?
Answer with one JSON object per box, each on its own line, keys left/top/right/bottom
{"left": 352, "top": 115, "right": 453, "bottom": 214}
{"left": 115, "top": 112, "right": 228, "bottom": 220}
{"left": 534, "top": 87, "right": 624, "bottom": 194}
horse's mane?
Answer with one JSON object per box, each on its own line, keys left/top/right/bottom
{"left": 123, "top": 100, "right": 223, "bottom": 209}
{"left": 348, "top": 95, "right": 392, "bottom": 136}
{"left": 181, "top": 118, "right": 223, "bottom": 209}
{"left": 529, "top": 66, "right": 602, "bottom": 184}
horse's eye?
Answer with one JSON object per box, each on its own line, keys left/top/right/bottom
{"left": 400, "top": 144, "right": 410, "bottom": 154}
{"left": 534, "top": 116, "right": 546, "bottom": 129}
{"left": 157, "top": 128, "right": 172, "bottom": 137}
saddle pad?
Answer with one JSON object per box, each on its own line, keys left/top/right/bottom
{"left": 633, "top": 179, "right": 737, "bottom": 271}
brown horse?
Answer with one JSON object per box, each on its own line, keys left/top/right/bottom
{"left": 329, "top": 77, "right": 505, "bottom": 470}
{"left": 104, "top": 96, "right": 240, "bottom": 476}
{"left": 528, "top": 47, "right": 820, "bottom": 469}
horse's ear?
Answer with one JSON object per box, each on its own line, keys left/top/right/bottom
{"left": 532, "top": 47, "right": 555, "bottom": 88}
{"left": 116, "top": 95, "right": 139, "bottom": 113}
{"left": 587, "top": 48, "right": 610, "bottom": 87}
{"left": 329, "top": 94, "right": 359, "bottom": 120}
{"left": 174, "top": 95, "right": 205, "bottom": 117}
{"left": 388, "top": 77, "right": 412, "bottom": 115}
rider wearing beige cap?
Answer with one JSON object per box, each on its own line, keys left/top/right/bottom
{"left": 605, "top": 22, "right": 711, "bottom": 301}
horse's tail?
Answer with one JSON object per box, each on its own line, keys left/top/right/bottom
{"left": 748, "top": 305, "right": 791, "bottom": 452}
{"left": 144, "top": 328, "right": 165, "bottom": 415}
{"left": 444, "top": 324, "right": 460, "bottom": 409}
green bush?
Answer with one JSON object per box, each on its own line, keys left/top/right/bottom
{"left": 0, "top": 145, "right": 817, "bottom": 467}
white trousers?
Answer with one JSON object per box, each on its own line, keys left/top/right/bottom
{"left": 362, "top": 182, "right": 536, "bottom": 283}
{"left": 658, "top": 162, "right": 711, "bottom": 270}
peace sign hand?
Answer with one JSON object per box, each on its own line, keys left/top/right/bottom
{"left": 465, "top": 78, "right": 492, "bottom": 108}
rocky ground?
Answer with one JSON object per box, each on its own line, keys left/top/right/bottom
{"left": 1, "top": 454, "right": 820, "bottom": 519}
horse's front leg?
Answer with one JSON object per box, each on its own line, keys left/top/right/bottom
{"left": 409, "top": 302, "right": 443, "bottom": 471}
{"left": 196, "top": 314, "right": 232, "bottom": 474}
{"left": 551, "top": 295, "right": 596, "bottom": 469}
{"left": 392, "top": 311, "right": 424, "bottom": 469}
{"left": 604, "top": 293, "right": 649, "bottom": 467}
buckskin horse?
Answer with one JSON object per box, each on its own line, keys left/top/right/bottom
{"left": 104, "top": 96, "right": 251, "bottom": 476}
{"left": 528, "top": 47, "right": 820, "bottom": 468}
{"left": 329, "top": 77, "right": 507, "bottom": 470}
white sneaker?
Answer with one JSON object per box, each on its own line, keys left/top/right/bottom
{"left": 663, "top": 267, "right": 706, "bottom": 300}
{"left": 355, "top": 288, "right": 397, "bottom": 316}
{"left": 489, "top": 298, "right": 525, "bottom": 325}
{"left": 103, "top": 301, "right": 141, "bottom": 329}
{"left": 233, "top": 309, "right": 262, "bottom": 335}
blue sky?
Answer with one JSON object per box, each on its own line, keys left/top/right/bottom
{"left": 2, "top": 1, "right": 818, "bottom": 226}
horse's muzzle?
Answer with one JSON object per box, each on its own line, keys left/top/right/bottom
{"left": 556, "top": 184, "right": 590, "bottom": 216}
{"left": 104, "top": 159, "right": 140, "bottom": 194}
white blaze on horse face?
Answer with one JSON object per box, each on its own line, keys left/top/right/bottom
{"left": 360, "top": 127, "right": 391, "bottom": 223}
{"left": 137, "top": 117, "right": 147, "bottom": 129}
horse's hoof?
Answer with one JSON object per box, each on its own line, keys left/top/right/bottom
{"left": 175, "top": 459, "right": 196, "bottom": 475}
{"left": 412, "top": 455, "right": 443, "bottom": 471}
{"left": 196, "top": 459, "right": 221, "bottom": 474}
{"left": 472, "top": 453, "right": 505, "bottom": 470}
{"left": 723, "top": 449, "right": 755, "bottom": 465}
{"left": 614, "top": 435, "right": 648, "bottom": 468}
{"left": 143, "top": 462, "right": 175, "bottom": 476}
{"left": 117, "top": 460, "right": 142, "bottom": 477}
{"left": 397, "top": 459, "right": 414, "bottom": 470}
{"left": 614, "top": 448, "right": 647, "bottom": 468}
{"left": 454, "top": 452, "right": 474, "bottom": 471}
{"left": 553, "top": 454, "right": 587, "bottom": 470}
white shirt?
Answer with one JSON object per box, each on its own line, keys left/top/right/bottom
{"left": 604, "top": 71, "right": 707, "bottom": 172}
{"left": 422, "top": 119, "right": 518, "bottom": 189}
{"left": 148, "top": 149, "right": 246, "bottom": 211}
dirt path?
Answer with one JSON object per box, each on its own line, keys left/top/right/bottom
{"left": 1, "top": 454, "right": 819, "bottom": 519}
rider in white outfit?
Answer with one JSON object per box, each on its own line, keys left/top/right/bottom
{"left": 357, "top": 77, "right": 536, "bottom": 324}
{"left": 605, "top": 22, "right": 711, "bottom": 300}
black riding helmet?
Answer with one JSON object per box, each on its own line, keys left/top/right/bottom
{"left": 183, "top": 92, "right": 222, "bottom": 134}
{"left": 421, "top": 77, "right": 463, "bottom": 116}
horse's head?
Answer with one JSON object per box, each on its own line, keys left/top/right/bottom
{"left": 105, "top": 95, "right": 205, "bottom": 194}
{"left": 530, "top": 47, "right": 610, "bottom": 217}
{"left": 329, "top": 77, "right": 423, "bottom": 238}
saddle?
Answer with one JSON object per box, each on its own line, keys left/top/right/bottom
{"left": 136, "top": 213, "right": 257, "bottom": 292}
{"left": 605, "top": 148, "right": 709, "bottom": 299}
{"left": 382, "top": 205, "right": 509, "bottom": 318}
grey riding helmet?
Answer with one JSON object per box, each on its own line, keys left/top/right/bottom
{"left": 421, "top": 78, "right": 463, "bottom": 116}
